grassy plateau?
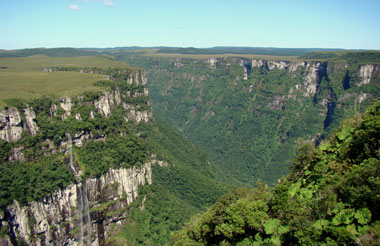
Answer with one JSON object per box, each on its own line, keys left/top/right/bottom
{"left": 0, "top": 55, "right": 129, "bottom": 108}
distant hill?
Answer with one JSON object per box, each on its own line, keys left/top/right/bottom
{"left": 156, "top": 46, "right": 347, "bottom": 56}
{"left": 0, "top": 48, "right": 99, "bottom": 58}
{"left": 2, "top": 47, "right": 375, "bottom": 59}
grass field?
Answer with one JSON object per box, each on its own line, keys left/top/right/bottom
{"left": 129, "top": 48, "right": 299, "bottom": 61}
{"left": 0, "top": 55, "right": 130, "bottom": 108}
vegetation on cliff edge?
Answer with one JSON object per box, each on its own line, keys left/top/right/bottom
{"left": 171, "top": 101, "right": 380, "bottom": 246}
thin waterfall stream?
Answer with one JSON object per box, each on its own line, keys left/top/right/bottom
{"left": 66, "top": 133, "right": 76, "bottom": 173}
{"left": 49, "top": 107, "right": 54, "bottom": 123}
{"left": 66, "top": 133, "right": 92, "bottom": 244}
{"left": 77, "top": 181, "right": 92, "bottom": 246}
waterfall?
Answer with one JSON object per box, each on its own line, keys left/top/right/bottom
{"left": 66, "top": 133, "right": 76, "bottom": 173}
{"left": 49, "top": 107, "right": 54, "bottom": 123}
{"left": 77, "top": 181, "right": 92, "bottom": 245}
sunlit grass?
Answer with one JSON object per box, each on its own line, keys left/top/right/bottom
{"left": 0, "top": 55, "right": 130, "bottom": 108}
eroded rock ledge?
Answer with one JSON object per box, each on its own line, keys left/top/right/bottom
{"left": 0, "top": 161, "right": 160, "bottom": 246}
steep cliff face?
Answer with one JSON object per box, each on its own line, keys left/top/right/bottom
{"left": 0, "top": 68, "right": 158, "bottom": 245}
{"left": 0, "top": 106, "right": 40, "bottom": 142}
{"left": 1, "top": 162, "right": 153, "bottom": 246}
{"left": 0, "top": 71, "right": 152, "bottom": 148}
{"left": 0, "top": 108, "right": 24, "bottom": 142}
{"left": 358, "top": 64, "right": 379, "bottom": 86}
{"left": 241, "top": 58, "right": 379, "bottom": 123}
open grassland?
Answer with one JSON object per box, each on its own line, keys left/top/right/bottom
{"left": 0, "top": 55, "right": 131, "bottom": 108}
{"left": 136, "top": 48, "right": 300, "bottom": 61}
{"left": 0, "top": 54, "right": 129, "bottom": 69}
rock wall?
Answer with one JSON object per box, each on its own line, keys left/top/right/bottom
{"left": 126, "top": 70, "right": 147, "bottom": 86}
{"left": 0, "top": 73, "right": 152, "bottom": 145}
{"left": 0, "top": 68, "right": 162, "bottom": 245}
{"left": 239, "top": 58, "right": 380, "bottom": 99}
{"left": 0, "top": 107, "right": 39, "bottom": 142}
{"left": 0, "top": 162, "right": 154, "bottom": 246}
{"left": 358, "top": 64, "right": 378, "bottom": 86}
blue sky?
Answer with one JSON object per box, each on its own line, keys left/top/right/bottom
{"left": 1, "top": 0, "right": 380, "bottom": 50}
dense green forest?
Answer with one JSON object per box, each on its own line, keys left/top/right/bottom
{"left": 108, "top": 118, "right": 228, "bottom": 245}
{"left": 171, "top": 101, "right": 380, "bottom": 246}
{"left": 300, "top": 51, "right": 380, "bottom": 63}
{"left": 115, "top": 53, "right": 380, "bottom": 186}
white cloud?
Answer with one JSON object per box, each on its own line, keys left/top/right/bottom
{"left": 69, "top": 4, "right": 81, "bottom": 11}
{"left": 68, "top": 0, "right": 113, "bottom": 10}
{"left": 103, "top": 0, "right": 114, "bottom": 7}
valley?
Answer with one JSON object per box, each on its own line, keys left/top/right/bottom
{"left": 118, "top": 51, "right": 380, "bottom": 185}
{"left": 0, "top": 53, "right": 227, "bottom": 245}
{"left": 0, "top": 48, "right": 379, "bottom": 245}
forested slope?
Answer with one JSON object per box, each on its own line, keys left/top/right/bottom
{"left": 115, "top": 53, "right": 380, "bottom": 186}
{"left": 171, "top": 100, "right": 380, "bottom": 246}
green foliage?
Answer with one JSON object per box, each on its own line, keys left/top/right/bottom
{"left": 171, "top": 101, "right": 380, "bottom": 245}
{"left": 0, "top": 224, "right": 8, "bottom": 238}
{"left": 300, "top": 50, "right": 380, "bottom": 63}
{"left": 340, "top": 52, "right": 380, "bottom": 64}
{"left": 93, "top": 80, "right": 115, "bottom": 88}
{"left": 113, "top": 184, "right": 199, "bottom": 246}
{"left": 300, "top": 52, "right": 339, "bottom": 60}
{"left": 108, "top": 119, "right": 228, "bottom": 245}
{"left": 0, "top": 157, "right": 75, "bottom": 207}
{"left": 0, "top": 140, "right": 11, "bottom": 163}
{"left": 78, "top": 133, "right": 147, "bottom": 178}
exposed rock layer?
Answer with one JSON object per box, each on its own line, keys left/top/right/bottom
{"left": 0, "top": 72, "right": 152, "bottom": 144}
{"left": 1, "top": 162, "right": 153, "bottom": 246}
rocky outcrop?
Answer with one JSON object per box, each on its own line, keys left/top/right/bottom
{"left": 288, "top": 61, "right": 306, "bottom": 73}
{"left": 358, "top": 93, "right": 369, "bottom": 103}
{"left": 234, "top": 58, "right": 378, "bottom": 98}
{"left": 94, "top": 91, "right": 115, "bottom": 117}
{"left": 239, "top": 59, "right": 252, "bottom": 80}
{"left": 303, "top": 62, "right": 321, "bottom": 96}
{"left": 0, "top": 108, "right": 24, "bottom": 142}
{"left": 72, "top": 131, "right": 90, "bottom": 147}
{"left": 126, "top": 70, "right": 147, "bottom": 86}
{"left": 23, "top": 107, "right": 39, "bottom": 135}
{"left": 9, "top": 146, "right": 25, "bottom": 162}
{"left": 358, "top": 64, "right": 374, "bottom": 86}
{"left": 172, "top": 58, "right": 184, "bottom": 68}
{"left": 207, "top": 58, "right": 219, "bottom": 69}
{"left": 60, "top": 97, "right": 74, "bottom": 120}
{"left": 0, "top": 73, "right": 151, "bottom": 146}
{"left": 1, "top": 162, "right": 153, "bottom": 246}
{"left": 267, "top": 60, "right": 289, "bottom": 70}
{"left": 250, "top": 60, "right": 321, "bottom": 96}
{"left": 123, "top": 103, "right": 153, "bottom": 123}
{"left": 251, "top": 60, "right": 289, "bottom": 70}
